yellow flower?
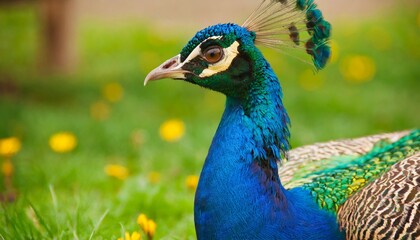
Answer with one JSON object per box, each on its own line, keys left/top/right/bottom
{"left": 148, "top": 171, "right": 161, "bottom": 184}
{"left": 104, "top": 164, "right": 129, "bottom": 180}
{"left": 2, "top": 159, "right": 13, "bottom": 177}
{"left": 186, "top": 175, "right": 199, "bottom": 191}
{"left": 137, "top": 214, "right": 157, "bottom": 239}
{"left": 145, "top": 219, "right": 157, "bottom": 238}
{"left": 118, "top": 231, "right": 141, "bottom": 240}
{"left": 159, "top": 119, "right": 185, "bottom": 142}
{"left": 298, "top": 69, "right": 324, "bottom": 91}
{"left": 137, "top": 214, "right": 148, "bottom": 229}
{"left": 49, "top": 132, "right": 77, "bottom": 153}
{"left": 90, "top": 101, "right": 110, "bottom": 121}
{"left": 340, "top": 55, "right": 376, "bottom": 83}
{"left": 102, "top": 82, "right": 124, "bottom": 103}
{"left": 0, "top": 137, "right": 21, "bottom": 158}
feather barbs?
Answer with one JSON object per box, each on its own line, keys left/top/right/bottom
{"left": 242, "top": 0, "right": 331, "bottom": 70}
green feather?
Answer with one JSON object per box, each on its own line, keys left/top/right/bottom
{"left": 302, "top": 129, "right": 420, "bottom": 212}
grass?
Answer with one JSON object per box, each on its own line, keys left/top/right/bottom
{"left": 0, "top": 4, "right": 419, "bottom": 239}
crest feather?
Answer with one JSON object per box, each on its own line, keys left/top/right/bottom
{"left": 243, "top": 0, "right": 331, "bottom": 70}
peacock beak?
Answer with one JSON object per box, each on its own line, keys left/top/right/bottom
{"left": 144, "top": 54, "right": 188, "bottom": 86}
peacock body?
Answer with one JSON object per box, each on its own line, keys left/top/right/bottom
{"left": 144, "top": 0, "right": 420, "bottom": 239}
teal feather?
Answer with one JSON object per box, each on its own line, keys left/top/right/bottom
{"left": 305, "top": 9, "right": 331, "bottom": 69}
{"left": 312, "top": 43, "right": 330, "bottom": 69}
{"left": 297, "top": 0, "right": 315, "bottom": 10}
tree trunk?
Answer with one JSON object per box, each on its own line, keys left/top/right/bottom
{"left": 39, "top": 0, "right": 75, "bottom": 73}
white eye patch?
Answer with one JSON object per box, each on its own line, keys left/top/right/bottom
{"left": 199, "top": 41, "right": 240, "bottom": 78}
{"left": 181, "top": 36, "right": 240, "bottom": 78}
{"left": 182, "top": 36, "right": 223, "bottom": 65}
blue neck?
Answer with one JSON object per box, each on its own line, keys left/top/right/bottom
{"left": 194, "top": 59, "right": 343, "bottom": 239}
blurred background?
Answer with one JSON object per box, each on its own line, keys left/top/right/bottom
{"left": 0, "top": 0, "right": 419, "bottom": 239}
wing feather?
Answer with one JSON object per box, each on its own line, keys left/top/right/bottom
{"left": 337, "top": 153, "right": 420, "bottom": 240}
{"left": 280, "top": 131, "right": 410, "bottom": 188}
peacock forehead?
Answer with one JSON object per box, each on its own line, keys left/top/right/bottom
{"left": 180, "top": 23, "right": 255, "bottom": 62}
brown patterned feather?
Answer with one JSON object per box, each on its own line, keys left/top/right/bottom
{"left": 337, "top": 153, "right": 420, "bottom": 240}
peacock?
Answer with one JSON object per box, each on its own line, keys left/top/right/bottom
{"left": 144, "top": 0, "right": 420, "bottom": 239}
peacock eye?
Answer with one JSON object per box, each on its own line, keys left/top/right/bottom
{"left": 203, "top": 46, "right": 224, "bottom": 64}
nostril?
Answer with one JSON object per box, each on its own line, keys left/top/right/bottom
{"left": 162, "top": 59, "right": 177, "bottom": 69}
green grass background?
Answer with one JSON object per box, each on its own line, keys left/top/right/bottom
{"left": 0, "top": 4, "right": 419, "bottom": 239}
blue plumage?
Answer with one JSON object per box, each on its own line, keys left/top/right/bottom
{"left": 192, "top": 46, "right": 343, "bottom": 238}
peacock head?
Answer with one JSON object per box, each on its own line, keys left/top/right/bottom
{"left": 144, "top": 0, "right": 331, "bottom": 98}
{"left": 144, "top": 24, "right": 261, "bottom": 98}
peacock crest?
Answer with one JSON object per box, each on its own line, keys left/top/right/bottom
{"left": 243, "top": 0, "right": 331, "bottom": 69}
